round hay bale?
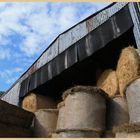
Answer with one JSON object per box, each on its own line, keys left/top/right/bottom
{"left": 61, "top": 86, "right": 108, "bottom": 131}
{"left": 97, "top": 69, "right": 119, "bottom": 97}
{"left": 116, "top": 46, "right": 140, "bottom": 96}
{"left": 113, "top": 123, "right": 140, "bottom": 138}
{"left": 106, "top": 95, "right": 129, "bottom": 130}
{"left": 22, "top": 93, "right": 56, "bottom": 112}
{"left": 54, "top": 129, "right": 101, "bottom": 138}
{"left": 56, "top": 101, "right": 65, "bottom": 130}
{"left": 0, "top": 123, "right": 32, "bottom": 138}
{"left": 0, "top": 100, "right": 34, "bottom": 126}
{"left": 34, "top": 109, "right": 58, "bottom": 138}
{"left": 125, "top": 78, "right": 140, "bottom": 123}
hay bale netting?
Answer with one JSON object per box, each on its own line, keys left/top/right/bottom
{"left": 52, "top": 129, "right": 101, "bottom": 138}
{"left": 97, "top": 69, "right": 119, "bottom": 97}
{"left": 56, "top": 101, "right": 65, "bottom": 130}
{"left": 61, "top": 86, "right": 108, "bottom": 131}
{"left": 113, "top": 123, "right": 140, "bottom": 138}
{"left": 106, "top": 95, "right": 129, "bottom": 130}
{"left": 22, "top": 93, "right": 56, "bottom": 112}
{"left": 0, "top": 100, "right": 34, "bottom": 127}
{"left": 0, "top": 123, "right": 32, "bottom": 138}
{"left": 34, "top": 109, "right": 58, "bottom": 137}
{"left": 125, "top": 78, "right": 140, "bottom": 123}
{"left": 116, "top": 46, "right": 140, "bottom": 96}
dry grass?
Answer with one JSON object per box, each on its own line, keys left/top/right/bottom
{"left": 57, "top": 101, "right": 65, "bottom": 109}
{"left": 22, "top": 93, "right": 37, "bottom": 112}
{"left": 97, "top": 69, "right": 119, "bottom": 97}
{"left": 62, "top": 86, "right": 109, "bottom": 100}
{"left": 116, "top": 46, "right": 140, "bottom": 96}
{"left": 22, "top": 93, "right": 56, "bottom": 112}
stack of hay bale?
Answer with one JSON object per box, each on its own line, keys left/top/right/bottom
{"left": 114, "top": 46, "right": 140, "bottom": 137}
{"left": 22, "top": 93, "right": 58, "bottom": 137}
{"left": 97, "top": 46, "right": 140, "bottom": 137}
{"left": 22, "top": 93, "right": 56, "bottom": 113}
{"left": 97, "top": 68, "right": 129, "bottom": 137}
{"left": 0, "top": 100, "right": 34, "bottom": 137}
{"left": 52, "top": 86, "right": 108, "bottom": 138}
{"left": 20, "top": 45, "right": 140, "bottom": 138}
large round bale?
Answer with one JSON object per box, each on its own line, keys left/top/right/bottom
{"left": 0, "top": 100, "right": 34, "bottom": 127}
{"left": 52, "top": 129, "right": 101, "bottom": 138}
{"left": 116, "top": 46, "right": 140, "bottom": 96}
{"left": 97, "top": 69, "right": 119, "bottom": 97}
{"left": 56, "top": 101, "right": 65, "bottom": 130}
{"left": 61, "top": 86, "right": 108, "bottom": 131}
{"left": 34, "top": 109, "right": 58, "bottom": 138}
{"left": 22, "top": 93, "right": 56, "bottom": 112}
{"left": 113, "top": 123, "right": 140, "bottom": 138}
{"left": 125, "top": 78, "right": 140, "bottom": 123}
{"left": 106, "top": 95, "right": 129, "bottom": 130}
{"left": 0, "top": 123, "right": 32, "bottom": 138}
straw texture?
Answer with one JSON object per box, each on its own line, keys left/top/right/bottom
{"left": 22, "top": 93, "right": 56, "bottom": 112}
{"left": 116, "top": 46, "right": 140, "bottom": 96}
{"left": 97, "top": 69, "right": 119, "bottom": 97}
{"left": 62, "top": 85, "right": 109, "bottom": 100}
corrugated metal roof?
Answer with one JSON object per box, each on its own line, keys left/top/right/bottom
{"left": 2, "top": 2, "right": 138, "bottom": 104}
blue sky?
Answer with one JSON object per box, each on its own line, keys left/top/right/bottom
{"left": 0, "top": 2, "right": 111, "bottom": 91}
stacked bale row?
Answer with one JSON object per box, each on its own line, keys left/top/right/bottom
{"left": 97, "top": 46, "right": 140, "bottom": 97}
{"left": 20, "top": 45, "right": 140, "bottom": 138}
{"left": 114, "top": 47, "right": 140, "bottom": 137}
{"left": 53, "top": 86, "right": 108, "bottom": 138}
{"left": 114, "top": 77, "right": 140, "bottom": 137}
{"left": 22, "top": 93, "right": 56, "bottom": 112}
{"left": 21, "top": 93, "right": 58, "bottom": 138}
{"left": 97, "top": 46, "right": 140, "bottom": 137}
{"left": 0, "top": 100, "right": 34, "bottom": 137}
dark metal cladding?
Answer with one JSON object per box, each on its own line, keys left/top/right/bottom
{"left": 19, "top": 5, "right": 133, "bottom": 98}
{"left": 19, "top": 76, "right": 30, "bottom": 97}
{"left": 78, "top": 6, "right": 132, "bottom": 61}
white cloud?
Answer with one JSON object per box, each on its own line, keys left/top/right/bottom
{"left": 0, "top": 48, "right": 11, "bottom": 60}
{"left": 0, "top": 2, "right": 111, "bottom": 57}
{"left": 58, "top": 6, "right": 77, "bottom": 31}
{"left": 0, "top": 2, "right": 111, "bottom": 90}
